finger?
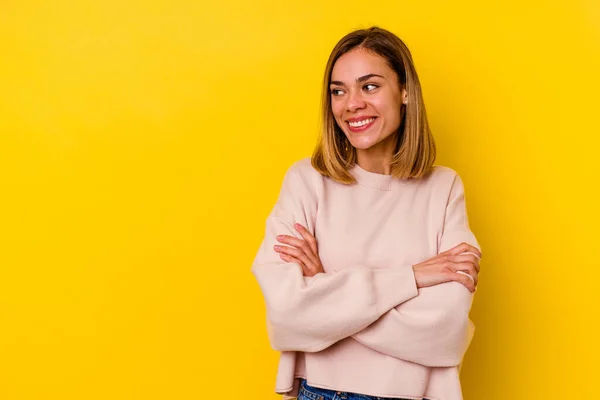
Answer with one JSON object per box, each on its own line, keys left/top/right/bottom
{"left": 450, "top": 254, "right": 480, "bottom": 273}
{"left": 294, "top": 224, "right": 319, "bottom": 256}
{"left": 274, "top": 244, "right": 302, "bottom": 258}
{"left": 454, "top": 271, "right": 476, "bottom": 292}
{"left": 451, "top": 261, "right": 478, "bottom": 286}
{"left": 445, "top": 242, "right": 482, "bottom": 259}
{"left": 418, "top": 254, "right": 450, "bottom": 266}
{"left": 275, "top": 245, "right": 318, "bottom": 274}
{"left": 456, "top": 265, "right": 478, "bottom": 286}
{"left": 279, "top": 253, "right": 310, "bottom": 276}
{"left": 277, "top": 234, "right": 320, "bottom": 267}
{"left": 452, "top": 242, "right": 481, "bottom": 258}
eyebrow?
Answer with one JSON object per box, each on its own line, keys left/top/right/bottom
{"left": 330, "top": 74, "right": 385, "bottom": 86}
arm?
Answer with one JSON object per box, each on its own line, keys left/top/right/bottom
{"left": 352, "top": 172, "right": 481, "bottom": 367}
{"left": 251, "top": 162, "right": 419, "bottom": 353}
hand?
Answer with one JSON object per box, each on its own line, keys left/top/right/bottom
{"left": 412, "top": 243, "right": 482, "bottom": 293}
{"left": 273, "top": 223, "right": 325, "bottom": 277}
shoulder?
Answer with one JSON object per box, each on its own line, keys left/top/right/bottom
{"left": 284, "top": 157, "right": 325, "bottom": 184}
{"left": 287, "top": 157, "right": 319, "bottom": 176}
{"left": 426, "top": 165, "right": 464, "bottom": 187}
{"left": 429, "top": 165, "right": 459, "bottom": 181}
{"left": 279, "top": 157, "right": 325, "bottom": 197}
{"left": 420, "top": 165, "right": 467, "bottom": 198}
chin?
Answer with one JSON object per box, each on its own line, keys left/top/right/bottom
{"left": 348, "top": 135, "right": 380, "bottom": 150}
{"left": 351, "top": 142, "right": 376, "bottom": 150}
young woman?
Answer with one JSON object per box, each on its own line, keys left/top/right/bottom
{"left": 252, "top": 26, "right": 482, "bottom": 400}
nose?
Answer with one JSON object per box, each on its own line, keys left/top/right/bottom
{"left": 346, "top": 90, "right": 366, "bottom": 112}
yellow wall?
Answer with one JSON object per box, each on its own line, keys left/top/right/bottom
{"left": 1, "top": 0, "right": 598, "bottom": 398}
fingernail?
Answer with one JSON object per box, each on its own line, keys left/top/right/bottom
{"left": 295, "top": 223, "right": 303, "bottom": 230}
{"left": 277, "top": 235, "right": 284, "bottom": 240}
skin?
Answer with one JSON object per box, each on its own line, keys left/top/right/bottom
{"left": 330, "top": 47, "right": 407, "bottom": 175}
{"left": 273, "top": 48, "right": 481, "bottom": 292}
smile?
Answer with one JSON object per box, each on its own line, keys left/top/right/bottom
{"left": 346, "top": 117, "right": 377, "bottom": 132}
{"left": 348, "top": 117, "right": 376, "bottom": 127}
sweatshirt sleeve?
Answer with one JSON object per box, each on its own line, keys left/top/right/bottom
{"left": 352, "top": 172, "right": 481, "bottom": 367}
{"left": 251, "top": 162, "right": 419, "bottom": 353}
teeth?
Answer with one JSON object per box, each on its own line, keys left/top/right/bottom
{"left": 348, "top": 118, "right": 375, "bottom": 127}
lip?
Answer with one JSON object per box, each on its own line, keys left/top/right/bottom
{"left": 346, "top": 116, "right": 377, "bottom": 123}
{"left": 345, "top": 116, "right": 377, "bottom": 133}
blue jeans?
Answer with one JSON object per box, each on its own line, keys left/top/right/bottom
{"left": 298, "top": 379, "right": 429, "bottom": 400}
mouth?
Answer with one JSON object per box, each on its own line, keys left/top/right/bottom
{"left": 346, "top": 117, "right": 377, "bottom": 133}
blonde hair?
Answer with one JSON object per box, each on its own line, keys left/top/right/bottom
{"left": 311, "top": 26, "right": 436, "bottom": 184}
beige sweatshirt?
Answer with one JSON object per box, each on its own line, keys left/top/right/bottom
{"left": 252, "top": 157, "right": 481, "bottom": 400}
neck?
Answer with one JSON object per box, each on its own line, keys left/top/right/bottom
{"left": 349, "top": 161, "right": 411, "bottom": 191}
{"left": 355, "top": 142, "right": 396, "bottom": 175}
{"left": 355, "top": 157, "right": 392, "bottom": 174}
{"left": 355, "top": 130, "right": 399, "bottom": 174}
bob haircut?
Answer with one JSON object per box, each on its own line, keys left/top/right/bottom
{"left": 311, "top": 26, "right": 436, "bottom": 184}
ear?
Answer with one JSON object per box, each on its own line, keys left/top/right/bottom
{"left": 402, "top": 88, "right": 408, "bottom": 104}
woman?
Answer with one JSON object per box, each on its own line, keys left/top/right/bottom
{"left": 252, "top": 26, "right": 481, "bottom": 400}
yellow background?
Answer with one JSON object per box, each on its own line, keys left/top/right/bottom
{"left": 1, "top": 0, "right": 599, "bottom": 398}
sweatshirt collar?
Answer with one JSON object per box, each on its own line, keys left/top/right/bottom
{"left": 350, "top": 163, "right": 412, "bottom": 191}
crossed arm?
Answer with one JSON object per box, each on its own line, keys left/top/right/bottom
{"left": 251, "top": 167, "right": 481, "bottom": 367}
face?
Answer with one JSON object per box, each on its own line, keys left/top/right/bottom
{"left": 330, "top": 47, "right": 407, "bottom": 157}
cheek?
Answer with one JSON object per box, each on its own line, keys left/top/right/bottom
{"left": 330, "top": 102, "right": 346, "bottom": 125}
{"left": 330, "top": 100, "right": 343, "bottom": 118}
{"left": 374, "top": 96, "right": 401, "bottom": 124}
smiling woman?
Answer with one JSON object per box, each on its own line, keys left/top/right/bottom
{"left": 252, "top": 26, "right": 481, "bottom": 400}
{"left": 312, "top": 26, "right": 435, "bottom": 183}
{"left": 329, "top": 54, "right": 406, "bottom": 154}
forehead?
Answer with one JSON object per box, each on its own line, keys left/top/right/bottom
{"left": 331, "top": 48, "right": 394, "bottom": 81}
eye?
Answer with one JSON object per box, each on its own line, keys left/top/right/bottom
{"left": 364, "top": 83, "right": 379, "bottom": 92}
{"left": 330, "top": 88, "right": 345, "bottom": 96}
